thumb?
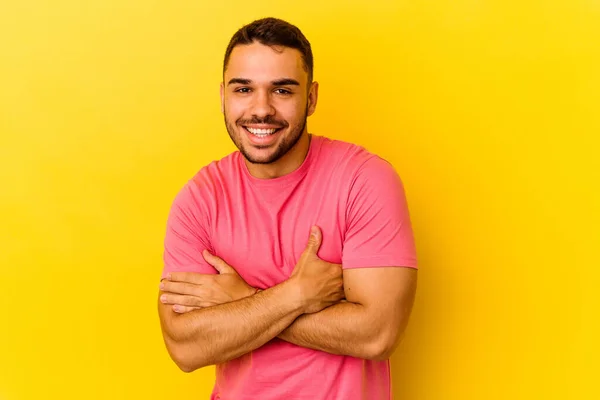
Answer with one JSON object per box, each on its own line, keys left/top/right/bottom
{"left": 202, "top": 250, "right": 234, "bottom": 274}
{"left": 305, "top": 226, "right": 322, "bottom": 255}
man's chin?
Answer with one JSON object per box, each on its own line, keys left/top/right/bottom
{"left": 242, "top": 150, "right": 279, "bottom": 165}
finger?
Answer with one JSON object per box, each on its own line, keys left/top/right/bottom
{"left": 161, "top": 281, "right": 203, "bottom": 296}
{"left": 172, "top": 305, "right": 201, "bottom": 314}
{"left": 173, "top": 302, "right": 219, "bottom": 312}
{"left": 305, "top": 225, "right": 322, "bottom": 254}
{"left": 203, "top": 250, "right": 234, "bottom": 274}
{"left": 168, "top": 271, "right": 212, "bottom": 284}
{"left": 160, "top": 293, "right": 202, "bottom": 307}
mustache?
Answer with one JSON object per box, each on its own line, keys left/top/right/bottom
{"left": 236, "top": 116, "right": 288, "bottom": 128}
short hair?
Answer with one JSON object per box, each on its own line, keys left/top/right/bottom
{"left": 223, "top": 17, "right": 314, "bottom": 83}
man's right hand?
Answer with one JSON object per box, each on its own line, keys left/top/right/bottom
{"left": 289, "top": 226, "right": 345, "bottom": 314}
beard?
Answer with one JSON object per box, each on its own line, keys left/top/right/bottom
{"left": 224, "top": 106, "right": 308, "bottom": 165}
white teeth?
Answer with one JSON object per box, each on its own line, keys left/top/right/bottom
{"left": 247, "top": 127, "right": 277, "bottom": 136}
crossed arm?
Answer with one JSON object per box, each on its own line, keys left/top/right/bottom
{"left": 158, "top": 245, "right": 417, "bottom": 372}
{"left": 276, "top": 266, "right": 417, "bottom": 358}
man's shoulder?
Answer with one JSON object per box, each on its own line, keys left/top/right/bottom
{"left": 315, "top": 135, "right": 392, "bottom": 176}
{"left": 171, "top": 150, "right": 241, "bottom": 208}
{"left": 316, "top": 135, "right": 369, "bottom": 156}
{"left": 192, "top": 150, "right": 240, "bottom": 183}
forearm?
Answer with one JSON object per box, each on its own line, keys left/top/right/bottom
{"left": 160, "top": 280, "right": 303, "bottom": 371}
{"left": 277, "top": 301, "right": 387, "bottom": 360}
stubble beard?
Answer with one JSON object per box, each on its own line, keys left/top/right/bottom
{"left": 224, "top": 106, "right": 308, "bottom": 165}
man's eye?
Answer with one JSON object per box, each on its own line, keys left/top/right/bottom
{"left": 275, "top": 89, "right": 291, "bottom": 95}
{"left": 235, "top": 87, "right": 251, "bottom": 93}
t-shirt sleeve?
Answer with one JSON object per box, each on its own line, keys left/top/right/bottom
{"left": 160, "top": 183, "right": 217, "bottom": 280}
{"left": 342, "top": 156, "right": 418, "bottom": 270}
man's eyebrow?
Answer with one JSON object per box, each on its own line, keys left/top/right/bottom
{"left": 272, "top": 78, "right": 300, "bottom": 86}
{"left": 227, "top": 78, "right": 251, "bottom": 85}
{"left": 227, "top": 78, "right": 301, "bottom": 86}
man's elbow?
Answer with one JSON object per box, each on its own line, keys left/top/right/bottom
{"left": 175, "top": 359, "right": 196, "bottom": 373}
{"left": 165, "top": 340, "right": 210, "bottom": 373}
{"left": 367, "top": 328, "right": 406, "bottom": 361}
{"left": 369, "top": 342, "right": 396, "bottom": 361}
{"left": 159, "top": 306, "right": 212, "bottom": 372}
{"left": 174, "top": 354, "right": 199, "bottom": 373}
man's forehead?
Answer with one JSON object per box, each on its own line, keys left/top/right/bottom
{"left": 225, "top": 42, "right": 307, "bottom": 84}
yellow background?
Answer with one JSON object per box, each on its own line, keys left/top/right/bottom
{"left": 1, "top": 1, "right": 598, "bottom": 399}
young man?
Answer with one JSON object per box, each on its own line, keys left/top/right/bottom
{"left": 157, "top": 17, "right": 418, "bottom": 400}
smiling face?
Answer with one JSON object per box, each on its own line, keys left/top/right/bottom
{"left": 221, "top": 41, "right": 318, "bottom": 173}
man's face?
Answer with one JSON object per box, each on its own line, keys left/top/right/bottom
{"left": 221, "top": 41, "right": 317, "bottom": 164}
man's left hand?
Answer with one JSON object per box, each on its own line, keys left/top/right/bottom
{"left": 160, "top": 250, "right": 256, "bottom": 313}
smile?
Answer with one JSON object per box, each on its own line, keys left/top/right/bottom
{"left": 244, "top": 127, "right": 282, "bottom": 137}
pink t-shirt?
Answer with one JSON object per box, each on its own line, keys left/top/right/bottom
{"left": 161, "top": 135, "right": 418, "bottom": 400}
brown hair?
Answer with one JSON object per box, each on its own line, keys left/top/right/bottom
{"left": 223, "top": 17, "right": 314, "bottom": 83}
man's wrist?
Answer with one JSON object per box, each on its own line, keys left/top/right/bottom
{"left": 248, "top": 280, "right": 308, "bottom": 314}
{"left": 243, "top": 286, "right": 261, "bottom": 299}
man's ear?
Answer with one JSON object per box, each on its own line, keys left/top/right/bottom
{"left": 220, "top": 82, "right": 225, "bottom": 114}
{"left": 307, "top": 81, "right": 319, "bottom": 117}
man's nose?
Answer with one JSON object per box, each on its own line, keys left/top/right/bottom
{"left": 250, "top": 91, "right": 275, "bottom": 118}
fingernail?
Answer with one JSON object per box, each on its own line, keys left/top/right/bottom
{"left": 166, "top": 273, "right": 171, "bottom": 280}
{"left": 160, "top": 295, "right": 167, "bottom": 303}
{"left": 159, "top": 283, "right": 164, "bottom": 290}
{"left": 173, "top": 305, "right": 181, "bottom": 312}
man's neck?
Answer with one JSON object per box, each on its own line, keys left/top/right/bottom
{"left": 245, "top": 132, "right": 312, "bottom": 179}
